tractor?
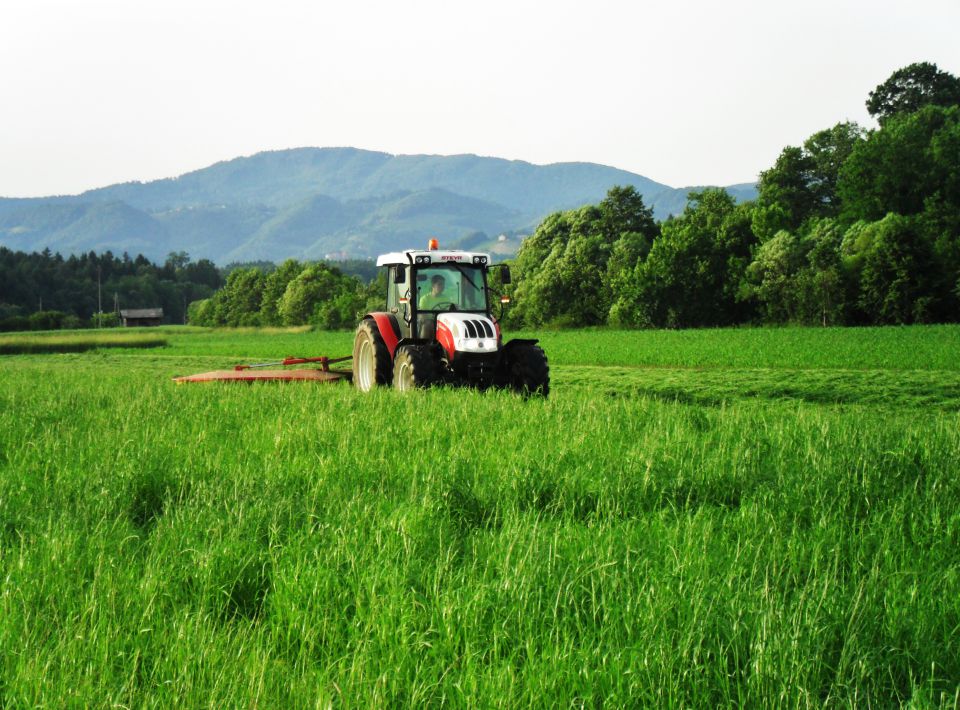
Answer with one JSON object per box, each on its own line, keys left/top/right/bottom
{"left": 352, "top": 239, "right": 549, "bottom": 396}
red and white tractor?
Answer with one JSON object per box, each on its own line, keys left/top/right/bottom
{"left": 352, "top": 239, "right": 549, "bottom": 396}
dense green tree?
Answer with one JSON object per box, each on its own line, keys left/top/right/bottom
{"left": 259, "top": 259, "right": 305, "bottom": 325}
{"left": 617, "top": 190, "right": 757, "bottom": 328}
{"left": 837, "top": 105, "right": 960, "bottom": 319}
{"left": 753, "top": 123, "right": 864, "bottom": 239}
{"left": 744, "top": 230, "right": 804, "bottom": 323}
{"left": 362, "top": 269, "right": 388, "bottom": 314}
{"left": 597, "top": 185, "right": 658, "bottom": 242}
{"left": 715, "top": 202, "right": 758, "bottom": 322}
{"left": 187, "top": 298, "right": 214, "bottom": 326}
{"left": 745, "top": 219, "right": 850, "bottom": 326}
{"left": 866, "top": 62, "right": 960, "bottom": 124}
{"left": 509, "top": 206, "right": 610, "bottom": 326}
{"left": 853, "top": 214, "right": 937, "bottom": 324}
{"left": 795, "top": 219, "right": 849, "bottom": 326}
{"left": 27, "top": 310, "right": 70, "bottom": 331}
{"left": 182, "top": 259, "right": 222, "bottom": 290}
{"left": 510, "top": 186, "right": 658, "bottom": 327}
{"left": 839, "top": 105, "right": 960, "bottom": 221}
{"left": 803, "top": 123, "right": 866, "bottom": 213}
{"left": 210, "top": 269, "right": 267, "bottom": 326}
{"left": 91, "top": 312, "right": 121, "bottom": 328}
{"left": 510, "top": 212, "right": 571, "bottom": 287}
{"left": 164, "top": 251, "right": 191, "bottom": 272}
{"left": 605, "top": 231, "right": 653, "bottom": 324}
{"left": 314, "top": 289, "right": 366, "bottom": 330}
{"left": 278, "top": 263, "right": 362, "bottom": 328}
{"left": 754, "top": 146, "right": 817, "bottom": 238}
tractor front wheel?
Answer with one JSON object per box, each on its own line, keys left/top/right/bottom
{"left": 507, "top": 344, "right": 550, "bottom": 398}
{"left": 393, "top": 345, "right": 436, "bottom": 391}
{"left": 353, "top": 319, "right": 392, "bottom": 391}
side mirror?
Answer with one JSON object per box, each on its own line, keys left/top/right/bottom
{"left": 394, "top": 265, "right": 406, "bottom": 284}
{"left": 500, "top": 264, "right": 512, "bottom": 284}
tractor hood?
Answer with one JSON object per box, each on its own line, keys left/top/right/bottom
{"left": 436, "top": 313, "right": 498, "bottom": 356}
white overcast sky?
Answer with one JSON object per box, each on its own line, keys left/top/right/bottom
{"left": 1, "top": 0, "right": 958, "bottom": 197}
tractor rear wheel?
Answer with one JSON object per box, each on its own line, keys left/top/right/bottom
{"left": 507, "top": 344, "right": 550, "bottom": 398}
{"left": 353, "top": 319, "right": 392, "bottom": 391}
{"left": 393, "top": 345, "right": 436, "bottom": 391}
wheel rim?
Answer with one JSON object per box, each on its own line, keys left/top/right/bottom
{"left": 356, "top": 338, "right": 374, "bottom": 390}
{"left": 396, "top": 360, "right": 411, "bottom": 391}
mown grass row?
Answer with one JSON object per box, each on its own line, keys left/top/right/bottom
{"left": 142, "top": 323, "right": 960, "bottom": 371}
{"left": 1, "top": 347, "right": 959, "bottom": 706}
{"left": 4, "top": 324, "right": 958, "bottom": 370}
{"left": 557, "top": 365, "right": 960, "bottom": 410}
{"left": 0, "top": 331, "right": 167, "bottom": 354}
{"left": 527, "top": 323, "right": 960, "bottom": 370}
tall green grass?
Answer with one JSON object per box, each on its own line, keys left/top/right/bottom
{"left": 1, "top": 326, "right": 959, "bottom": 706}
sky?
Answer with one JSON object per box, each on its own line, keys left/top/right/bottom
{"left": 1, "top": 0, "right": 958, "bottom": 197}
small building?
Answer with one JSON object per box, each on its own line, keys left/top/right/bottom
{"left": 120, "top": 308, "right": 164, "bottom": 327}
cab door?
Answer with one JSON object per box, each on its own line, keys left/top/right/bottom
{"left": 386, "top": 265, "right": 413, "bottom": 338}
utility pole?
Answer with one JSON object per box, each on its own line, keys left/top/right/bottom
{"left": 97, "top": 265, "right": 102, "bottom": 328}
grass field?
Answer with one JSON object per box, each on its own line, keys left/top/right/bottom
{"left": 1, "top": 325, "right": 959, "bottom": 706}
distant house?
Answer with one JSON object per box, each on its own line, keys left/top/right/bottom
{"left": 120, "top": 308, "right": 163, "bottom": 327}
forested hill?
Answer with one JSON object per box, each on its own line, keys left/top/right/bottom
{"left": 0, "top": 148, "right": 756, "bottom": 264}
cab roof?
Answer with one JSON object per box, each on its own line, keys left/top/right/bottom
{"left": 376, "top": 249, "right": 492, "bottom": 266}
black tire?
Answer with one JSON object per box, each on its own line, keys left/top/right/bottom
{"left": 393, "top": 345, "right": 436, "bottom": 391}
{"left": 353, "top": 319, "right": 392, "bottom": 391}
{"left": 507, "top": 344, "right": 550, "bottom": 398}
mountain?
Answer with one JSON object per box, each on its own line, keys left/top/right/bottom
{"left": 0, "top": 148, "right": 757, "bottom": 263}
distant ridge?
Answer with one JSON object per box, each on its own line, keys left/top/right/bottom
{"left": 0, "top": 147, "right": 757, "bottom": 263}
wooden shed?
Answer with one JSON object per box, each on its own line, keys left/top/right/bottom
{"left": 120, "top": 308, "right": 164, "bottom": 327}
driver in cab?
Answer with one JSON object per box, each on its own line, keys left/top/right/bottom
{"left": 419, "top": 274, "right": 454, "bottom": 310}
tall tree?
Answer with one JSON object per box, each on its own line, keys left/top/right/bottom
{"left": 277, "top": 263, "right": 361, "bottom": 327}
{"left": 510, "top": 186, "right": 658, "bottom": 327}
{"left": 839, "top": 105, "right": 960, "bottom": 221}
{"left": 796, "top": 219, "right": 849, "bottom": 326}
{"left": 866, "top": 62, "right": 960, "bottom": 125}
{"left": 260, "top": 259, "right": 304, "bottom": 325}
{"left": 211, "top": 269, "right": 267, "bottom": 326}
{"left": 753, "top": 123, "right": 864, "bottom": 239}
{"left": 597, "top": 185, "right": 658, "bottom": 242}
{"left": 618, "top": 190, "right": 756, "bottom": 328}
{"left": 855, "top": 214, "right": 937, "bottom": 323}
{"left": 744, "top": 230, "right": 805, "bottom": 323}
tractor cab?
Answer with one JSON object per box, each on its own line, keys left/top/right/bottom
{"left": 353, "top": 239, "right": 548, "bottom": 396}
{"left": 378, "top": 243, "right": 500, "bottom": 341}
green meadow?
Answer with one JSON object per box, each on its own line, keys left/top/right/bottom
{"left": 1, "top": 325, "right": 958, "bottom": 706}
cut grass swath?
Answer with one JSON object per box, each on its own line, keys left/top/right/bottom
{"left": 0, "top": 332, "right": 167, "bottom": 354}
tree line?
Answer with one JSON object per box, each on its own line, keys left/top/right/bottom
{"left": 0, "top": 249, "right": 222, "bottom": 331}
{"left": 0, "top": 247, "right": 382, "bottom": 332}
{"left": 186, "top": 260, "right": 383, "bottom": 329}
{"left": 506, "top": 62, "right": 960, "bottom": 328}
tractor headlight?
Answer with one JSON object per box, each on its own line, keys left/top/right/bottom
{"left": 472, "top": 256, "right": 488, "bottom": 265}
{"left": 415, "top": 255, "right": 431, "bottom": 265}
